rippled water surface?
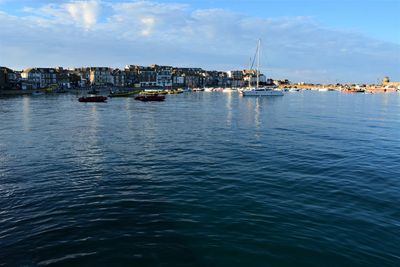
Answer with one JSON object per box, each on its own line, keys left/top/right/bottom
{"left": 1, "top": 91, "right": 400, "bottom": 266}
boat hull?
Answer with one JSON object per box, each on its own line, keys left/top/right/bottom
{"left": 242, "top": 89, "right": 284, "bottom": 96}
{"left": 134, "top": 95, "right": 165, "bottom": 101}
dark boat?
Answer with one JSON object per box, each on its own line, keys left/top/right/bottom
{"left": 78, "top": 96, "right": 107, "bottom": 102}
{"left": 134, "top": 94, "right": 165, "bottom": 101}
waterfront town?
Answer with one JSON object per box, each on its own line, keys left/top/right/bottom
{"left": 0, "top": 64, "right": 399, "bottom": 95}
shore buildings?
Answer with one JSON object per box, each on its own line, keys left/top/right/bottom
{"left": 1, "top": 63, "right": 296, "bottom": 91}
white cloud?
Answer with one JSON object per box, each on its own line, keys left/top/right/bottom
{"left": 1, "top": 0, "right": 399, "bottom": 83}
{"left": 140, "top": 17, "right": 155, "bottom": 36}
{"left": 64, "top": 0, "right": 100, "bottom": 30}
{"left": 21, "top": 0, "right": 101, "bottom": 30}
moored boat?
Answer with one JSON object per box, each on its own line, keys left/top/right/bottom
{"left": 108, "top": 91, "right": 136, "bottom": 97}
{"left": 240, "top": 39, "right": 284, "bottom": 97}
{"left": 134, "top": 94, "right": 165, "bottom": 101}
{"left": 143, "top": 90, "right": 168, "bottom": 95}
{"left": 78, "top": 96, "right": 107, "bottom": 102}
{"left": 342, "top": 87, "right": 366, "bottom": 93}
{"left": 242, "top": 87, "right": 284, "bottom": 96}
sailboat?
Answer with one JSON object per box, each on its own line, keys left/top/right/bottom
{"left": 241, "top": 39, "right": 284, "bottom": 96}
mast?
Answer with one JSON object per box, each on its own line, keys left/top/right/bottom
{"left": 256, "top": 39, "right": 261, "bottom": 89}
{"left": 248, "top": 57, "right": 252, "bottom": 89}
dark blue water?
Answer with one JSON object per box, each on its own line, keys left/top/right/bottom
{"left": 1, "top": 91, "right": 399, "bottom": 266}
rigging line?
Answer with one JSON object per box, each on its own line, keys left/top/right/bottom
{"left": 250, "top": 42, "right": 259, "bottom": 71}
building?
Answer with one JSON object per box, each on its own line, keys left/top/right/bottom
{"left": 21, "top": 68, "right": 57, "bottom": 88}
{"left": 112, "top": 69, "right": 125, "bottom": 87}
{"left": 137, "top": 66, "right": 157, "bottom": 88}
{"left": 382, "top": 76, "right": 400, "bottom": 89}
{"left": 183, "top": 75, "right": 202, "bottom": 88}
{"left": 0, "top": 67, "right": 7, "bottom": 90}
{"left": 124, "top": 65, "right": 142, "bottom": 86}
{"left": 383, "top": 76, "right": 390, "bottom": 85}
{"left": 243, "top": 72, "right": 267, "bottom": 86}
{"left": 227, "top": 70, "right": 243, "bottom": 80}
{"left": 56, "top": 67, "right": 70, "bottom": 88}
{"left": 71, "top": 68, "right": 90, "bottom": 87}
{"left": 89, "top": 67, "right": 113, "bottom": 86}
{"left": 21, "top": 68, "right": 41, "bottom": 89}
{"left": 172, "top": 76, "right": 185, "bottom": 87}
{"left": 156, "top": 68, "right": 172, "bottom": 87}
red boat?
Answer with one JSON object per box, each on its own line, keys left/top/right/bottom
{"left": 78, "top": 96, "right": 107, "bottom": 102}
{"left": 134, "top": 94, "right": 165, "bottom": 101}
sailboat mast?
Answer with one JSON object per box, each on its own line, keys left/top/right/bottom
{"left": 256, "top": 39, "right": 260, "bottom": 89}
{"left": 248, "top": 57, "right": 251, "bottom": 89}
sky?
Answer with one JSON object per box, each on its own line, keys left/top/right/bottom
{"left": 0, "top": 0, "right": 399, "bottom": 83}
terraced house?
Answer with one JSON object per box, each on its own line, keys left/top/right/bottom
{"left": 89, "top": 67, "right": 113, "bottom": 86}
{"left": 21, "top": 68, "right": 57, "bottom": 89}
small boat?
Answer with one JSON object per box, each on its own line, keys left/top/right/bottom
{"left": 78, "top": 96, "right": 107, "bottom": 102}
{"left": 108, "top": 91, "right": 136, "bottom": 97}
{"left": 242, "top": 87, "right": 284, "bottom": 96}
{"left": 134, "top": 94, "right": 165, "bottom": 101}
{"left": 143, "top": 90, "right": 168, "bottom": 95}
{"left": 342, "top": 88, "right": 366, "bottom": 93}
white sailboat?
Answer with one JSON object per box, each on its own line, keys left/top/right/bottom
{"left": 241, "top": 39, "right": 283, "bottom": 97}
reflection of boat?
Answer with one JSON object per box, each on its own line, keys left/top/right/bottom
{"left": 108, "top": 90, "right": 136, "bottom": 97}
{"left": 87, "top": 88, "right": 99, "bottom": 95}
{"left": 32, "top": 91, "right": 45, "bottom": 96}
{"left": 56, "top": 88, "right": 67, "bottom": 93}
{"left": 223, "top": 87, "right": 237, "bottom": 92}
{"left": 241, "top": 39, "right": 284, "bottom": 97}
{"left": 78, "top": 96, "right": 107, "bottom": 102}
{"left": 166, "top": 90, "right": 180, "bottom": 94}
{"left": 135, "top": 94, "right": 165, "bottom": 101}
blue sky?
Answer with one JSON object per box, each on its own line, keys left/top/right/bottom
{"left": 0, "top": 0, "right": 399, "bottom": 83}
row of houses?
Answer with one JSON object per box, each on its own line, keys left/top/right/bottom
{"left": 1, "top": 64, "right": 280, "bottom": 90}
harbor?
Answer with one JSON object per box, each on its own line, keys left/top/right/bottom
{"left": 1, "top": 0, "right": 399, "bottom": 265}
{"left": 1, "top": 65, "right": 399, "bottom": 98}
